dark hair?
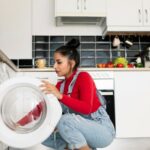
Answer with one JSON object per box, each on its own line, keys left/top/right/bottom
{"left": 55, "top": 38, "right": 80, "bottom": 70}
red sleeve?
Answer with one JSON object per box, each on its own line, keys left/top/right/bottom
{"left": 60, "top": 72, "right": 96, "bottom": 114}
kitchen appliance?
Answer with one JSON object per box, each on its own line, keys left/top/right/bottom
{"left": 0, "top": 61, "right": 16, "bottom": 150}
{"left": 0, "top": 76, "right": 62, "bottom": 149}
{"left": 130, "top": 45, "right": 150, "bottom": 67}
{"left": 88, "top": 71, "right": 115, "bottom": 127}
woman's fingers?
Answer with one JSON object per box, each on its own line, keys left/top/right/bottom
{"left": 41, "top": 80, "right": 49, "bottom": 84}
{"left": 40, "top": 80, "right": 51, "bottom": 88}
{"left": 39, "top": 80, "right": 53, "bottom": 94}
{"left": 40, "top": 80, "right": 49, "bottom": 87}
{"left": 39, "top": 80, "right": 61, "bottom": 99}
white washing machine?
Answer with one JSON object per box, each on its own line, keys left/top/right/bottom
{"left": 0, "top": 76, "right": 62, "bottom": 150}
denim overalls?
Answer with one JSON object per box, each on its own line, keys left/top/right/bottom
{"left": 42, "top": 71, "right": 115, "bottom": 150}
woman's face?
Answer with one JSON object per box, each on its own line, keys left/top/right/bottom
{"left": 53, "top": 52, "right": 74, "bottom": 78}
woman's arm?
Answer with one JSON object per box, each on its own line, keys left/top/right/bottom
{"left": 59, "top": 72, "right": 98, "bottom": 114}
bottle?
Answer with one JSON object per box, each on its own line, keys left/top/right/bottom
{"left": 136, "top": 57, "right": 143, "bottom": 68}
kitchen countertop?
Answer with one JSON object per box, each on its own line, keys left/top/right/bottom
{"left": 1, "top": 49, "right": 150, "bottom": 72}
{"left": 19, "top": 67, "right": 150, "bottom": 72}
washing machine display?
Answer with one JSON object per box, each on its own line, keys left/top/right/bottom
{"left": 0, "top": 76, "right": 62, "bottom": 149}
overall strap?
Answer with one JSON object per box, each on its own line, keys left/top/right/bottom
{"left": 59, "top": 71, "right": 81, "bottom": 114}
{"left": 96, "top": 90, "right": 106, "bottom": 109}
{"left": 60, "top": 70, "right": 81, "bottom": 95}
{"left": 60, "top": 71, "right": 106, "bottom": 109}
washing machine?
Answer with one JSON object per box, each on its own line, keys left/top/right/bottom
{"left": 0, "top": 76, "right": 62, "bottom": 150}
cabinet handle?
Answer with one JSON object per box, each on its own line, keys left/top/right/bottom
{"left": 77, "top": 0, "right": 79, "bottom": 10}
{"left": 145, "top": 9, "right": 148, "bottom": 23}
{"left": 84, "top": 0, "right": 86, "bottom": 10}
{"left": 138, "top": 9, "right": 142, "bottom": 23}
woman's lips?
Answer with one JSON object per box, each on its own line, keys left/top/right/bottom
{"left": 55, "top": 71, "right": 59, "bottom": 74}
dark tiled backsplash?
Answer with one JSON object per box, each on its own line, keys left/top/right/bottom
{"left": 12, "top": 35, "right": 150, "bottom": 68}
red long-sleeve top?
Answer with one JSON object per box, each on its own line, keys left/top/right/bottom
{"left": 56, "top": 71, "right": 101, "bottom": 115}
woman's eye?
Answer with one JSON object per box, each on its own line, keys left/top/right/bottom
{"left": 57, "top": 61, "right": 62, "bottom": 64}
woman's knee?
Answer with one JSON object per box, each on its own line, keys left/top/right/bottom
{"left": 57, "top": 114, "right": 75, "bottom": 130}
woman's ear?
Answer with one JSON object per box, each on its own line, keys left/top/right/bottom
{"left": 70, "top": 60, "right": 76, "bottom": 70}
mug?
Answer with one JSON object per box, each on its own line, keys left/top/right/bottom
{"left": 35, "top": 58, "right": 46, "bottom": 68}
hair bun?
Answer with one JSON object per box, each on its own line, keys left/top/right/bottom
{"left": 66, "top": 38, "right": 80, "bottom": 49}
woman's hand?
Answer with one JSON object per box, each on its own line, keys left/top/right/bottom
{"left": 40, "top": 80, "right": 63, "bottom": 100}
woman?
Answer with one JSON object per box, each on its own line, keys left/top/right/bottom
{"left": 41, "top": 39, "right": 115, "bottom": 150}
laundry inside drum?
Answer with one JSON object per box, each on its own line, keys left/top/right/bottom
{"left": 1, "top": 83, "right": 47, "bottom": 133}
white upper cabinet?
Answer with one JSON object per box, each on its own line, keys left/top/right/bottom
{"left": 33, "top": 0, "right": 103, "bottom": 35}
{"left": 107, "top": 0, "right": 142, "bottom": 26}
{"left": 0, "top": 0, "right": 32, "bottom": 59}
{"left": 55, "top": 0, "right": 106, "bottom": 16}
{"left": 55, "top": 0, "right": 81, "bottom": 15}
{"left": 143, "top": 0, "right": 150, "bottom": 26}
{"left": 107, "top": 0, "right": 150, "bottom": 30}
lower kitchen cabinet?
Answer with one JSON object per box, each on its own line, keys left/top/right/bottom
{"left": 114, "top": 71, "right": 150, "bottom": 138}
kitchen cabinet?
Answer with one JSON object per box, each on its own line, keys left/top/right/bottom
{"left": 0, "top": 0, "right": 32, "bottom": 59}
{"left": 107, "top": 0, "right": 150, "bottom": 30}
{"left": 114, "top": 71, "right": 150, "bottom": 138}
{"left": 55, "top": 0, "right": 106, "bottom": 16}
{"left": 143, "top": 0, "right": 150, "bottom": 26}
{"left": 32, "top": 0, "right": 103, "bottom": 35}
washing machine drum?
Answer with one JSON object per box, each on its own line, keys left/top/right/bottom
{"left": 0, "top": 76, "right": 62, "bottom": 148}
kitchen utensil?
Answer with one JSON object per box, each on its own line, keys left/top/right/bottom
{"left": 124, "top": 37, "right": 133, "bottom": 48}
{"left": 112, "top": 36, "right": 120, "bottom": 47}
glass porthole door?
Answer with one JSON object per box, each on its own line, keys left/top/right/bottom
{"left": 0, "top": 76, "right": 62, "bottom": 149}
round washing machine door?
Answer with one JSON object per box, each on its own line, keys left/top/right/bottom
{"left": 0, "top": 76, "right": 62, "bottom": 149}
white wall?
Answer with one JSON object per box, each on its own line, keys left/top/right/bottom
{"left": 0, "top": 0, "right": 32, "bottom": 59}
{"left": 32, "top": 0, "right": 102, "bottom": 35}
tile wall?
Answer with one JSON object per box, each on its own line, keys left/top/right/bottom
{"left": 11, "top": 35, "right": 150, "bottom": 68}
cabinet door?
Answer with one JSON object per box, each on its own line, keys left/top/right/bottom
{"left": 143, "top": 0, "right": 150, "bottom": 26}
{"left": 81, "top": 0, "right": 106, "bottom": 16}
{"left": 0, "top": 0, "right": 32, "bottom": 59}
{"left": 114, "top": 71, "right": 150, "bottom": 138}
{"left": 107, "top": 0, "right": 142, "bottom": 26}
{"left": 55, "top": 0, "right": 106, "bottom": 16}
{"left": 55, "top": 0, "right": 81, "bottom": 16}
